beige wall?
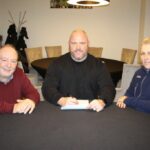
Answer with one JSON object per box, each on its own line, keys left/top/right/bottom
{"left": 0, "top": 0, "right": 149, "bottom": 61}
{"left": 144, "top": 0, "right": 150, "bottom": 37}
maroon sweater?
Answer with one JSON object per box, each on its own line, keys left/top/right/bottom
{"left": 0, "top": 67, "right": 40, "bottom": 113}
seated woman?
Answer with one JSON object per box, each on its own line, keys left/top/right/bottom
{"left": 116, "top": 37, "right": 150, "bottom": 113}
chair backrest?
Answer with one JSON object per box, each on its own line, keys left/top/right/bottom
{"left": 45, "top": 45, "right": 62, "bottom": 58}
{"left": 121, "top": 64, "right": 141, "bottom": 93}
{"left": 25, "top": 47, "right": 43, "bottom": 67}
{"left": 88, "top": 47, "right": 103, "bottom": 58}
{"left": 114, "top": 64, "right": 141, "bottom": 101}
{"left": 121, "top": 48, "right": 137, "bottom": 64}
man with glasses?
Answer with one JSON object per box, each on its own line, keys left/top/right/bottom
{"left": 0, "top": 44, "right": 40, "bottom": 114}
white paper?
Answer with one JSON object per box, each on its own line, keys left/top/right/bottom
{"left": 61, "top": 100, "right": 89, "bottom": 110}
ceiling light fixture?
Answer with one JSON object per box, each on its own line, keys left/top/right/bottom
{"left": 67, "top": 0, "right": 110, "bottom": 7}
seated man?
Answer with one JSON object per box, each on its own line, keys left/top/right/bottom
{"left": 116, "top": 37, "right": 150, "bottom": 113}
{"left": 42, "top": 29, "right": 115, "bottom": 112}
{"left": 0, "top": 44, "right": 40, "bottom": 114}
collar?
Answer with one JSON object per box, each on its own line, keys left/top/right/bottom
{"left": 0, "top": 75, "right": 13, "bottom": 84}
{"left": 71, "top": 54, "right": 87, "bottom": 62}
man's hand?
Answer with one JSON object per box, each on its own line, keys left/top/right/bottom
{"left": 13, "top": 99, "right": 36, "bottom": 114}
{"left": 57, "top": 97, "right": 78, "bottom": 106}
{"left": 88, "top": 99, "right": 106, "bottom": 112}
{"left": 116, "top": 96, "right": 127, "bottom": 109}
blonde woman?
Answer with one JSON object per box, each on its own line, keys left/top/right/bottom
{"left": 116, "top": 37, "right": 150, "bottom": 113}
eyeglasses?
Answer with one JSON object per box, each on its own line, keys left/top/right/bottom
{"left": 0, "top": 57, "right": 18, "bottom": 65}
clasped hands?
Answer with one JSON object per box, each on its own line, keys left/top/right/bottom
{"left": 13, "top": 99, "right": 36, "bottom": 114}
{"left": 58, "top": 97, "right": 106, "bottom": 112}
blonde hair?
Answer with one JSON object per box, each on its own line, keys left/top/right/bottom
{"left": 139, "top": 37, "right": 150, "bottom": 54}
{"left": 142, "top": 37, "right": 150, "bottom": 45}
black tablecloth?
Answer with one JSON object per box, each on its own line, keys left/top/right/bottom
{"left": 31, "top": 57, "right": 124, "bottom": 86}
{"left": 0, "top": 101, "right": 150, "bottom": 150}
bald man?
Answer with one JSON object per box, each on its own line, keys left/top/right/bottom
{"left": 0, "top": 44, "right": 40, "bottom": 114}
{"left": 42, "top": 29, "right": 115, "bottom": 112}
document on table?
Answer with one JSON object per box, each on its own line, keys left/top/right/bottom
{"left": 61, "top": 100, "right": 89, "bottom": 110}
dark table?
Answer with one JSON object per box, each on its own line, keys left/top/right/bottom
{"left": 0, "top": 101, "right": 150, "bottom": 150}
{"left": 31, "top": 57, "right": 124, "bottom": 86}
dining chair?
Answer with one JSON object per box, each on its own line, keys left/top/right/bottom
{"left": 45, "top": 45, "right": 62, "bottom": 58}
{"left": 121, "top": 48, "right": 137, "bottom": 64}
{"left": 24, "top": 47, "right": 43, "bottom": 83}
{"left": 88, "top": 47, "right": 103, "bottom": 58}
{"left": 114, "top": 63, "right": 141, "bottom": 102}
{"left": 25, "top": 47, "right": 43, "bottom": 67}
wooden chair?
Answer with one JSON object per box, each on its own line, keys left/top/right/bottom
{"left": 121, "top": 48, "right": 137, "bottom": 64}
{"left": 45, "top": 45, "right": 62, "bottom": 58}
{"left": 24, "top": 47, "right": 43, "bottom": 82}
{"left": 88, "top": 47, "right": 103, "bottom": 58}
{"left": 25, "top": 47, "right": 43, "bottom": 67}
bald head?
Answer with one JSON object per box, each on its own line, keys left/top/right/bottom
{"left": 69, "top": 29, "right": 89, "bottom": 43}
{"left": 0, "top": 44, "right": 18, "bottom": 59}
{"left": 69, "top": 29, "right": 89, "bottom": 62}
